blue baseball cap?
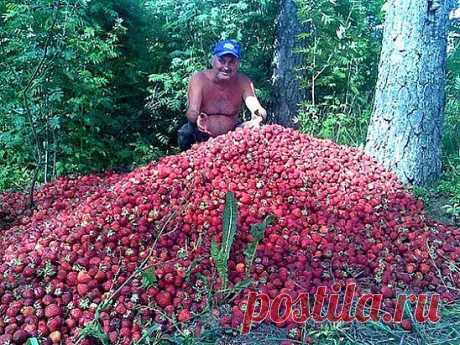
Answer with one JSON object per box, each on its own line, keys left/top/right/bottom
{"left": 212, "top": 39, "right": 241, "bottom": 60}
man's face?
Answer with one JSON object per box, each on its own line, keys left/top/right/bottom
{"left": 212, "top": 54, "right": 239, "bottom": 81}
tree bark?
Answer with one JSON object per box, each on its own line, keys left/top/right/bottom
{"left": 365, "top": 0, "right": 457, "bottom": 186}
{"left": 271, "top": 0, "right": 305, "bottom": 128}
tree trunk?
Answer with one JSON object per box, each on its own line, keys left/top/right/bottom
{"left": 271, "top": 0, "right": 305, "bottom": 128}
{"left": 365, "top": 0, "right": 456, "bottom": 186}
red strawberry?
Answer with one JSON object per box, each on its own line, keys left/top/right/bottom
{"left": 94, "top": 271, "right": 106, "bottom": 282}
{"left": 77, "top": 283, "right": 89, "bottom": 296}
{"left": 381, "top": 286, "right": 394, "bottom": 298}
{"left": 177, "top": 309, "right": 191, "bottom": 322}
{"left": 419, "top": 263, "right": 430, "bottom": 274}
{"left": 235, "top": 263, "right": 245, "bottom": 273}
{"left": 77, "top": 271, "right": 91, "bottom": 284}
{"left": 44, "top": 304, "right": 61, "bottom": 318}
{"left": 406, "top": 263, "right": 416, "bottom": 274}
{"left": 70, "top": 308, "right": 82, "bottom": 320}
{"left": 49, "top": 330, "right": 61, "bottom": 344}
{"left": 46, "top": 316, "right": 62, "bottom": 332}
{"left": 155, "top": 291, "right": 172, "bottom": 308}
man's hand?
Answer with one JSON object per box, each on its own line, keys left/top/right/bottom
{"left": 241, "top": 76, "right": 267, "bottom": 122}
{"left": 251, "top": 108, "right": 267, "bottom": 120}
{"left": 197, "top": 113, "right": 211, "bottom": 134}
{"left": 240, "top": 116, "right": 263, "bottom": 129}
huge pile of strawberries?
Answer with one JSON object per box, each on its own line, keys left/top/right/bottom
{"left": 0, "top": 125, "right": 459, "bottom": 344}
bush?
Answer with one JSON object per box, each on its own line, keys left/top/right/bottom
{"left": 0, "top": 1, "right": 164, "bottom": 191}
{"left": 295, "top": 0, "right": 384, "bottom": 146}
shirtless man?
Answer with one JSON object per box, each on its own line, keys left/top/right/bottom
{"left": 177, "top": 39, "right": 267, "bottom": 150}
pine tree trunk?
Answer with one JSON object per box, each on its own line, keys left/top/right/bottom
{"left": 365, "top": 0, "right": 456, "bottom": 186}
{"left": 271, "top": 0, "right": 305, "bottom": 128}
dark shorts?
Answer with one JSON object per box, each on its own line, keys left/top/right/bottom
{"left": 177, "top": 121, "right": 210, "bottom": 151}
{"left": 177, "top": 119, "right": 243, "bottom": 151}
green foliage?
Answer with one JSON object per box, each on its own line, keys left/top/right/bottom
{"left": 0, "top": 0, "right": 164, "bottom": 191}
{"left": 444, "top": 76, "right": 460, "bottom": 156}
{"left": 304, "top": 322, "right": 349, "bottom": 345}
{"left": 444, "top": 20, "right": 460, "bottom": 157}
{"left": 0, "top": 163, "right": 32, "bottom": 191}
{"left": 295, "top": 0, "right": 384, "bottom": 146}
{"left": 142, "top": 267, "right": 157, "bottom": 289}
{"left": 133, "top": 324, "right": 162, "bottom": 345}
{"left": 442, "top": 202, "right": 460, "bottom": 222}
{"left": 436, "top": 155, "right": 460, "bottom": 204}
{"left": 77, "top": 319, "right": 110, "bottom": 345}
{"left": 434, "top": 21, "right": 460, "bottom": 210}
{"left": 412, "top": 186, "right": 431, "bottom": 203}
{"left": 210, "top": 191, "right": 237, "bottom": 290}
{"left": 25, "top": 338, "right": 40, "bottom": 345}
{"left": 38, "top": 261, "right": 56, "bottom": 278}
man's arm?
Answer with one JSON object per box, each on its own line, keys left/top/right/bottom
{"left": 186, "top": 73, "right": 203, "bottom": 124}
{"left": 241, "top": 75, "right": 267, "bottom": 120}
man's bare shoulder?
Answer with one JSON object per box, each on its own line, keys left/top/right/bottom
{"left": 236, "top": 73, "right": 255, "bottom": 97}
{"left": 237, "top": 73, "right": 253, "bottom": 87}
{"left": 191, "top": 70, "right": 213, "bottom": 83}
{"left": 189, "top": 71, "right": 204, "bottom": 83}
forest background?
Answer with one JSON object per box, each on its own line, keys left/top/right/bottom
{"left": 0, "top": 0, "right": 459, "bottom": 219}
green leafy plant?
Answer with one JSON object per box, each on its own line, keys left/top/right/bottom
{"left": 0, "top": 0, "right": 167, "bottom": 192}
{"left": 26, "top": 338, "right": 40, "bottom": 345}
{"left": 142, "top": 267, "right": 158, "bottom": 289}
{"left": 435, "top": 155, "right": 460, "bottom": 205}
{"left": 38, "top": 261, "right": 56, "bottom": 278}
{"left": 412, "top": 186, "right": 431, "bottom": 203}
{"left": 209, "top": 192, "right": 274, "bottom": 301}
{"left": 133, "top": 324, "right": 162, "bottom": 345}
{"left": 296, "top": 0, "right": 384, "bottom": 146}
{"left": 210, "top": 191, "right": 238, "bottom": 290}
{"left": 442, "top": 203, "right": 460, "bottom": 222}
{"left": 76, "top": 319, "right": 110, "bottom": 345}
{"left": 444, "top": 20, "right": 460, "bottom": 157}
